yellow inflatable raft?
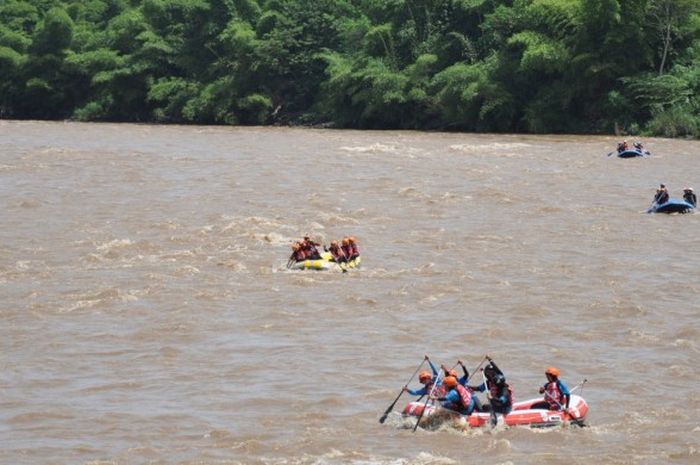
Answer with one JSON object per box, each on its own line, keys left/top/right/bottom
{"left": 288, "top": 252, "right": 361, "bottom": 271}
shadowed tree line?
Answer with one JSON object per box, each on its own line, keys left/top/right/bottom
{"left": 0, "top": 0, "right": 698, "bottom": 136}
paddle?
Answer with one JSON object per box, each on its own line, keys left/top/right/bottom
{"left": 412, "top": 369, "right": 443, "bottom": 432}
{"left": 542, "top": 379, "right": 587, "bottom": 425}
{"left": 286, "top": 256, "right": 295, "bottom": 269}
{"left": 337, "top": 260, "right": 348, "bottom": 273}
{"left": 571, "top": 378, "right": 588, "bottom": 393}
{"left": 378, "top": 358, "right": 425, "bottom": 424}
{"left": 482, "top": 369, "right": 498, "bottom": 427}
{"left": 326, "top": 244, "right": 348, "bottom": 273}
{"left": 646, "top": 192, "right": 664, "bottom": 213}
{"left": 464, "top": 356, "right": 488, "bottom": 384}
{"left": 439, "top": 362, "right": 460, "bottom": 378}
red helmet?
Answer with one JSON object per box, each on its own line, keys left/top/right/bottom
{"left": 443, "top": 376, "right": 458, "bottom": 388}
{"left": 545, "top": 367, "right": 560, "bottom": 378}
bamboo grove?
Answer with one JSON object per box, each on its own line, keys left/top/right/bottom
{"left": 0, "top": 0, "right": 698, "bottom": 136}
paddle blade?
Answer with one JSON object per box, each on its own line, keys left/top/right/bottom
{"left": 379, "top": 391, "right": 403, "bottom": 424}
{"left": 378, "top": 404, "right": 394, "bottom": 424}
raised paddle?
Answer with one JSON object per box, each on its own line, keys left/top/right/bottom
{"left": 378, "top": 359, "right": 425, "bottom": 424}
{"left": 464, "top": 355, "right": 488, "bottom": 384}
{"left": 442, "top": 355, "right": 487, "bottom": 385}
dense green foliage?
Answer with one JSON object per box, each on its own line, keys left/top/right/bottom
{"left": 0, "top": 0, "right": 698, "bottom": 135}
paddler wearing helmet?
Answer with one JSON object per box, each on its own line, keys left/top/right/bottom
{"left": 301, "top": 235, "right": 322, "bottom": 260}
{"left": 467, "top": 356, "right": 512, "bottom": 414}
{"left": 440, "top": 360, "right": 469, "bottom": 387}
{"left": 653, "top": 184, "right": 669, "bottom": 205}
{"left": 467, "top": 355, "right": 505, "bottom": 393}
{"left": 340, "top": 237, "right": 354, "bottom": 262}
{"left": 289, "top": 242, "right": 306, "bottom": 262}
{"left": 532, "top": 366, "right": 570, "bottom": 411}
{"left": 431, "top": 375, "right": 476, "bottom": 415}
{"left": 402, "top": 355, "right": 439, "bottom": 397}
{"left": 327, "top": 240, "right": 347, "bottom": 263}
{"left": 683, "top": 187, "right": 696, "bottom": 207}
{"left": 346, "top": 236, "right": 360, "bottom": 260}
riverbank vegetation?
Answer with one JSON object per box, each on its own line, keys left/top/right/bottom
{"left": 1, "top": 0, "right": 698, "bottom": 136}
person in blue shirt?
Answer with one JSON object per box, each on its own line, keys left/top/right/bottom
{"left": 483, "top": 373, "right": 513, "bottom": 415}
{"left": 403, "top": 356, "right": 439, "bottom": 397}
{"left": 531, "top": 367, "right": 570, "bottom": 411}
{"left": 432, "top": 376, "right": 477, "bottom": 416}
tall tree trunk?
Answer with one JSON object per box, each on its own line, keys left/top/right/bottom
{"left": 658, "top": 19, "right": 671, "bottom": 75}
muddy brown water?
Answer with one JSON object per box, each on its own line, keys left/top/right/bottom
{"left": 1, "top": 121, "right": 698, "bottom": 464}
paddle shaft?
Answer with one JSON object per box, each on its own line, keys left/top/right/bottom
{"left": 378, "top": 359, "right": 425, "bottom": 424}
{"left": 542, "top": 379, "right": 587, "bottom": 414}
{"left": 483, "top": 369, "right": 498, "bottom": 426}
{"left": 412, "top": 371, "right": 442, "bottom": 432}
{"left": 466, "top": 356, "right": 488, "bottom": 384}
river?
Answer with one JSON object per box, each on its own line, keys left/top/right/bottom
{"left": 1, "top": 121, "right": 698, "bottom": 464}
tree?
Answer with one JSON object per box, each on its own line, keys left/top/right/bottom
{"left": 647, "top": 0, "right": 700, "bottom": 75}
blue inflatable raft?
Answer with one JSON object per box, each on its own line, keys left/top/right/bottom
{"left": 616, "top": 149, "right": 650, "bottom": 158}
{"left": 647, "top": 198, "right": 695, "bottom": 214}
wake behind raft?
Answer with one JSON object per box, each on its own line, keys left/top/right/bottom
{"left": 402, "top": 395, "right": 588, "bottom": 429}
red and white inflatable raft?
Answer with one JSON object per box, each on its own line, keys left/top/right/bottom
{"left": 402, "top": 394, "right": 588, "bottom": 428}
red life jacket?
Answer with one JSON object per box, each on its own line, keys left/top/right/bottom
{"left": 544, "top": 381, "right": 561, "bottom": 409}
{"left": 303, "top": 242, "right": 320, "bottom": 258}
{"left": 341, "top": 244, "right": 352, "bottom": 258}
{"left": 490, "top": 383, "right": 513, "bottom": 406}
{"left": 432, "top": 384, "right": 446, "bottom": 398}
{"left": 455, "top": 384, "right": 472, "bottom": 408}
{"left": 292, "top": 249, "right": 306, "bottom": 261}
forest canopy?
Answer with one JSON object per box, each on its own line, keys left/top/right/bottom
{"left": 0, "top": 0, "right": 698, "bottom": 136}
